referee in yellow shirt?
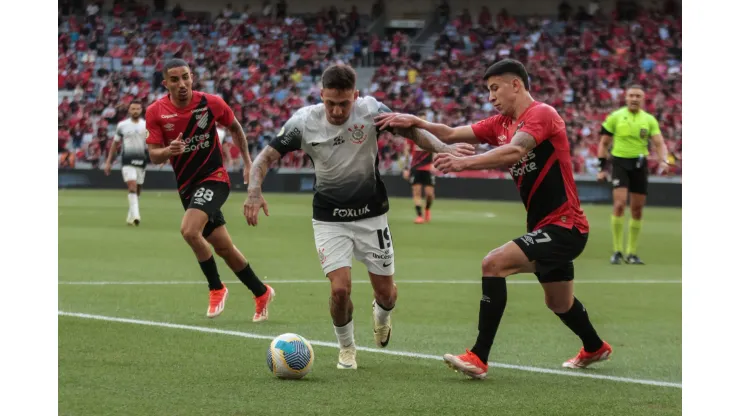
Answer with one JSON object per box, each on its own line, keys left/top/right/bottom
{"left": 597, "top": 85, "right": 670, "bottom": 265}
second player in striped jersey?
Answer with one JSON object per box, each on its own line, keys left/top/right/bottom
{"left": 145, "top": 59, "right": 274, "bottom": 322}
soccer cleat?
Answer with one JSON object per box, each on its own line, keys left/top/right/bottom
{"left": 414, "top": 216, "right": 425, "bottom": 224}
{"left": 372, "top": 300, "right": 392, "bottom": 348}
{"left": 207, "top": 286, "right": 229, "bottom": 318}
{"left": 424, "top": 209, "right": 432, "bottom": 223}
{"left": 134, "top": 218, "right": 141, "bottom": 226}
{"left": 562, "top": 341, "right": 613, "bottom": 369}
{"left": 252, "top": 285, "right": 275, "bottom": 322}
{"left": 626, "top": 254, "right": 645, "bottom": 265}
{"left": 443, "top": 349, "right": 488, "bottom": 379}
{"left": 610, "top": 251, "right": 623, "bottom": 264}
{"left": 337, "top": 345, "right": 358, "bottom": 370}
{"left": 126, "top": 214, "right": 135, "bottom": 226}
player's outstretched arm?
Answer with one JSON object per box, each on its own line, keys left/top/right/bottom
{"left": 434, "top": 131, "right": 536, "bottom": 173}
{"left": 393, "top": 126, "right": 476, "bottom": 157}
{"left": 375, "top": 112, "right": 479, "bottom": 144}
{"left": 244, "top": 145, "right": 281, "bottom": 226}
{"left": 228, "top": 118, "right": 252, "bottom": 183}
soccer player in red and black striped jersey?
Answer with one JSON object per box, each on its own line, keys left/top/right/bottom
{"left": 146, "top": 59, "right": 274, "bottom": 322}
{"left": 375, "top": 59, "right": 612, "bottom": 379}
{"left": 403, "top": 113, "right": 436, "bottom": 224}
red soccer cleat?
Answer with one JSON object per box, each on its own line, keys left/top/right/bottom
{"left": 424, "top": 209, "right": 431, "bottom": 222}
{"left": 207, "top": 286, "right": 228, "bottom": 318}
{"left": 414, "top": 216, "right": 425, "bottom": 224}
{"left": 253, "top": 285, "right": 275, "bottom": 322}
{"left": 562, "top": 341, "right": 613, "bottom": 369}
{"left": 443, "top": 349, "right": 488, "bottom": 379}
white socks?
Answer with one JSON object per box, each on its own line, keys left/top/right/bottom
{"left": 334, "top": 320, "right": 355, "bottom": 348}
{"left": 374, "top": 300, "right": 393, "bottom": 325}
{"left": 128, "top": 193, "right": 140, "bottom": 219}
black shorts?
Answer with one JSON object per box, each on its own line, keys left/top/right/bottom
{"left": 512, "top": 225, "right": 588, "bottom": 283}
{"left": 410, "top": 170, "right": 435, "bottom": 186}
{"left": 612, "top": 156, "right": 648, "bottom": 195}
{"left": 180, "top": 181, "right": 230, "bottom": 238}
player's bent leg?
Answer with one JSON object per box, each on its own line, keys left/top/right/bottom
{"left": 424, "top": 185, "right": 435, "bottom": 222}
{"left": 327, "top": 267, "right": 357, "bottom": 370}
{"left": 206, "top": 225, "right": 273, "bottom": 322}
{"left": 368, "top": 272, "right": 396, "bottom": 348}
{"left": 411, "top": 184, "right": 424, "bottom": 223}
{"left": 610, "top": 187, "right": 628, "bottom": 264}
{"left": 626, "top": 192, "right": 647, "bottom": 264}
{"left": 536, "top": 266, "right": 611, "bottom": 369}
{"left": 181, "top": 209, "right": 226, "bottom": 318}
{"left": 444, "top": 241, "right": 533, "bottom": 379}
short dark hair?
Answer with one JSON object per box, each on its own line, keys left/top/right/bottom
{"left": 130, "top": 100, "right": 143, "bottom": 107}
{"left": 321, "top": 64, "right": 356, "bottom": 91}
{"left": 163, "top": 58, "right": 190, "bottom": 76}
{"left": 627, "top": 84, "right": 645, "bottom": 91}
{"left": 483, "top": 59, "right": 530, "bottom": 90}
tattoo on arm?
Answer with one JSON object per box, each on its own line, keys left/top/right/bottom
{"left": 395, "top": 127, "right": 449, "bottom": 154}
{"left": 510, "top": 132, "right": 537, "bottom": 152}
{"left": 248, "top": 146, "right": 282, "bottom": 191}
{"left": 229, "top": 118, "right": 250, "bottom": 164}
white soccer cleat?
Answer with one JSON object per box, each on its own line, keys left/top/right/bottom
{"left": 372, "top": 300, "right": 392, "bottom": 348}
{"left": 337, "top": 345, "right": 357, "bottom": 370}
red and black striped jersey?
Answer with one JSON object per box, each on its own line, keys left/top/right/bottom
{"left": 471, "top": 101, "right": 589, "bottom": 233}
{"left": 146, "top": 91, "right": 233, "bottom": 197}
{"left": 406, "top": 139, "right": 433, "bottom": 171}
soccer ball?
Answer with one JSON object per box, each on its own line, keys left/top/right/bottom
{"left": 266, "top": 333, "right": 315, "bottom": 379}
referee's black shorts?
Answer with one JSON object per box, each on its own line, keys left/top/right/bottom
{"left": 611, "top": 156, "right": 649, "bottom": 195}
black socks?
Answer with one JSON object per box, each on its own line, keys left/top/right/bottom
{"left": 236, "top": 264, "right": 267, "bottom": 297}
{"left": 470, "top": 277, "right": 507, "bottom": 363}
{"left": 199, "top": 256, "right": 223, "bottom": 291}
{"left": 555, "top": 297, "right": 604, "bottom": 353}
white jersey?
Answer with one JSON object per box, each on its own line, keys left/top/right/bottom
{"left": 269, "top": 96, "right": 392, "bottom": 222}
{"left": 115, "top": 118, "right": 148, "bottom": 167}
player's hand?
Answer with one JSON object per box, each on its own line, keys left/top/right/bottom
{"left": 402, "top": 169, "right": 410, "bottom": 181}
{"left": 104, "top": 162, "right": 112, "bottom": 176}
{"left": 658, "top": 160, "right": 672, "bottom": 175}
{"left": 444, "top": 143, "right": 476, "bottom": 157}
{"left": 374, "top": 113, "right": 421, "bottom": 131}
{"left": 596, "top": 171, "right": 608, "bottom": 182}
{"left": 169, "top": 133, "right": 185, "bottom": 156}
{"left": 433, "top": 153, "right": 469, "bottom": 173}
{"left": 244, "top": 188, "right": 269, "bottom": 226}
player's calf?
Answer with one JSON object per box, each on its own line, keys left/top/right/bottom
{"left": 369, "top": 275, "right": 396, "bottom": 348}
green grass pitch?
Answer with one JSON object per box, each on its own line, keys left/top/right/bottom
{"left": 58, "top": 190, "right": 681, "bottom": 415}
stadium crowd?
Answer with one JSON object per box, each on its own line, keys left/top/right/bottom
{"left": 58, "top": 1, "right": 681, "bottom": 176}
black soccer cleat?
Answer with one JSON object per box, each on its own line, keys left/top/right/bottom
{"left": 626, "top": 254, "right": 645, "bottom": 265}
{"left": 134, "top": 219, "right": 140, "bottom": 226}
{"left": 610, "top": 252, "right": 624, "bottom": 265}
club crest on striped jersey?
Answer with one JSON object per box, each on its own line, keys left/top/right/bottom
{"left": 196, "top": 113, "right": 209, "bottom": 129}
{"left": 348, "top": 124, "right": 367, "bottom": 144}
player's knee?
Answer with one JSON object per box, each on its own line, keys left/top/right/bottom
{"left": 426, "top": 189, "right": 435, "bottom": 199}
{"left": 545, "top": 294, "right": 573, "bottom": 314}
{"left": 481, "top": 251, "right": 509, "bottom": 277}
{"left": 180, "top": 226, "right": 202, "bottom": 245}
{"left": 631, "top": 206, "right": 643, "bottom": 220}
{"left": 213, "top": 244, "right": 233, "bottom": 259}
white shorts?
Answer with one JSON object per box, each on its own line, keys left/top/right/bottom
{"left": 312, "top": 214, "right": 395, "bottom": 276}
{"left": 122, "top": 166, "right": 146, "bottom": 185}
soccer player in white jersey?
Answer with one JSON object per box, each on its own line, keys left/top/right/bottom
{"left": 105, "top": 100, "right": 149, "bottom": 226}
{"left": 245, "top": 64, "right": 475, "bottom": 370}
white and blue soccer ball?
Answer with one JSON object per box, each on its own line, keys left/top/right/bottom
{"left": 266, "top": 333, "right": 315, "bottom": 379}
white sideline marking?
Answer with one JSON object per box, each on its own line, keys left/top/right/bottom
{"left": 58, "top": 279, "right": 681, "bottom": 286}
{"left": 58, "top": 311, "right": 681, "bottom": 389}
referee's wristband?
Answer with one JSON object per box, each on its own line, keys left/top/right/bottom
{"left": 598, "top": 157, "right": 608, "bottom": 171}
